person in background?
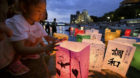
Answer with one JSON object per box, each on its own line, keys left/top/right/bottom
{"left": 46, "top": 21, "right": 50, "bottom": 35}
{"left": 5, "top": 0, "right": 58, "bottom": 78}
{"left": 51, "top": 18, "right": 57, "bottom": 35}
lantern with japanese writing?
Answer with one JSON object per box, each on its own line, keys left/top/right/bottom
{"left": 131, "top": 42, "right": 140, "bottom": 71}
{"left": 124, "top": 29, "right": 131, "bottom": 36}
{"left": 116, "top": 30, "right": 121, "bottom": 37}
{"left": 82, "top": 39, "right": 105, "bottom": 72}
{"left": 76, "top": 34, "right": 90, "bottom": 42}
{"left": 56, "top": 41, "right": 90, "bottom": 78}
{"left": 102, "top": 40, "right": 136, "bottom": 77}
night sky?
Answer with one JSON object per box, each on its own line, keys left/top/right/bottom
{"left": 47, "top": 0, "right": 123, "bottom": 23}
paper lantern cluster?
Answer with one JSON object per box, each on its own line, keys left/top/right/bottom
{"left": 85, "top": 28, "right": 102, "bottom": 41}
{"left": 56, "top": 41, "right": 90, "bottom": 78}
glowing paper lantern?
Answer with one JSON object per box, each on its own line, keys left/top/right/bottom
{"left": 90, "top": 33, "right": 102, "bottom": 41}
{"left": 114, "top": 38, "right": 136, "bottom": 45}
{"left": 85, "top": 30, "right": 92, "bottom": 34}
{"left": 56, "top": 41, "right": 90, "bottom": 78}
{"left": 131, "top": 43, "right": 140, "bottom": 71}
{"left": 132, "top": 29, "right": 139, "bottom": 37}
{"left": 82, "top": 39, "right": 105, "bottom": 72}
{"left": 102, "top": 40, "right": 136, "bottom": 77}
{"left": 76, "top": 34, "right": 90, "bottom": 42}
{"left": 105, "top": 32, "right": 118, "bottom": 46}
{"left": 124, "top": 29, "right": 131, "bottom": 36}
{"left": 138, "top": 34, "right": 140, "bottom": 38}
{"left": 74, "top": 28, "right": 84, "bottom": 36}
{"left": 116, "top": 30, "right": 121, "bottom": 37}
{"left": 105, "top": 28, "right": 111, "bottom": 34}
{"left": 91, "top": 29, "right": 99, "bottom": 34}
{"left": 53, "top": 33, "right": 69, "bottom": 40}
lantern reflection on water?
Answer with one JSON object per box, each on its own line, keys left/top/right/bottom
{"left": 82, "top": 39, "right": 105, "bottom": 72}
{"left": 56, "top": 41, "right": 90, "bottom": 78}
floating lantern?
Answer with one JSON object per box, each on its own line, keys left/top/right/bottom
{"left": 138, "top": 34, "right": 140, "bottom": 38}
{"left": 91, "top": 29, "right": 99, "bottom": 34}
{"left": 102, "top": 40, "right": 136, "bottom": 77}
{"left": 105, "top": 28, "right": 111, "bottom": 34}
{"left": 74, "top": 28, "right": 84, "bottom": 36}
{"left": 114, "top": 38, "right": 136, "bottom": 45}
{"left": 90, "top": 33, "right": 102, "bottom": 41}
{"left": 131, "top": 43, "right": 140, "bottom": 71}
{"left": 56, "top": 41, "right": 90, "bottom": 78}
{"left": 85, "top": 30, "right": 92, "bottom": 34}
{"left": 116, "top": 30, "right": 121, "bottom": 37}
{"left": 105, "top": 32, "right": 118, "bottom": 46}
{"left": 76, "top": 34, "right": 90, "bottom": 42}
{"left": 53, "top": 33, "right": 69, "bottom": 40}
{"left": 132, "top": 29, "right": 139, "bottom": 37}
{"left": 124, "top": 29, "right": 131, "bottom": 36}
{"left": 80, "top": 27, "right": 84, "bottom": 30}
{"left": 82, "top": 39, "right": 105, "bottom": 72}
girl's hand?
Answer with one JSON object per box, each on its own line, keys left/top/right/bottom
{"left": 43, "top": 43, "right": 59, "bottom": 55}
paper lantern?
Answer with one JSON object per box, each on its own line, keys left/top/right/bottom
{"left": 74, "top": 28, "right": 84, "bottom": 36}
{"left": 124, "top": 29, "right": 131, "bottom": 36}
{"left": 90, "top": 33, "right": 102, "bottom": 41}
{"left": 132, "top": 29, "right": 139, "bottom": 37}
{"left": 131, "top": 43, "right": 140, "bottom": 71}
{"left": 114, "top": 38, "right": 136, "bottom": 45}
{"left": 80, "top": 27, "right": 84, "bottom": 30}
{"left": 102, "top": 40, "right": 136, "bottom": 77}
{"left": 138, "top": 34, "right": 140, "bottom": 38}
{"left": 105, "top": 32, "right": 118, "bottom": 42}
{"left": 56, "top": 41, "right": 90, "bottom": 78}
{"left": 85, "top": 30, "right": 92, "bottom": 34}
{"left": 91, "top": 29, "right": 99, "bottom": 34}
{"left": 76, "top": 34, "right": 90, "bottom": 42}
{"left": 105, "top": 28, "right": 111, "bottom": 34}
{"left": 116, "top": 30, "right": 121, "bottom": 37}
{"left": 53, "top": 33, "right": 69, "bottom": 40}
{"left": 82, "top": 39, "right": 105, "bottom": 72}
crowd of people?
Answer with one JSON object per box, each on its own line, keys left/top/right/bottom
{"left": 0, "top": 0, "right": 58, "bottom": 78}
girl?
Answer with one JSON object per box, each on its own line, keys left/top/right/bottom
{"left": 6, "top": 0, "right": 57, "bottom": 78}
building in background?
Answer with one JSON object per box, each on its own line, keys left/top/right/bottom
{"left": 70, "top": 10, "right": 93, "bottom": 24}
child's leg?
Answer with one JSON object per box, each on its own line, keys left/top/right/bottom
{"left": 8, "top": 56, "right": 30, "bottom": 76}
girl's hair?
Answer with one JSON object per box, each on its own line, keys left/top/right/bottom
{"left": 18, "top": 0, "right": 46, "bottom": 13}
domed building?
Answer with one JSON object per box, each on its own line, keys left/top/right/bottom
{"left": 70, "top": 10, "right": 93, "bottom": 24}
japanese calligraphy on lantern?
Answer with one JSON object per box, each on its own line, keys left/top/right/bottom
{"left": 82, "top": 39, "right": 105, "bottom": 72}
{"left": 56, "top": 41, "right": 90, "bottom": 78}
{"left": 102, "top": 40, "right": 136, "bottom": 77}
